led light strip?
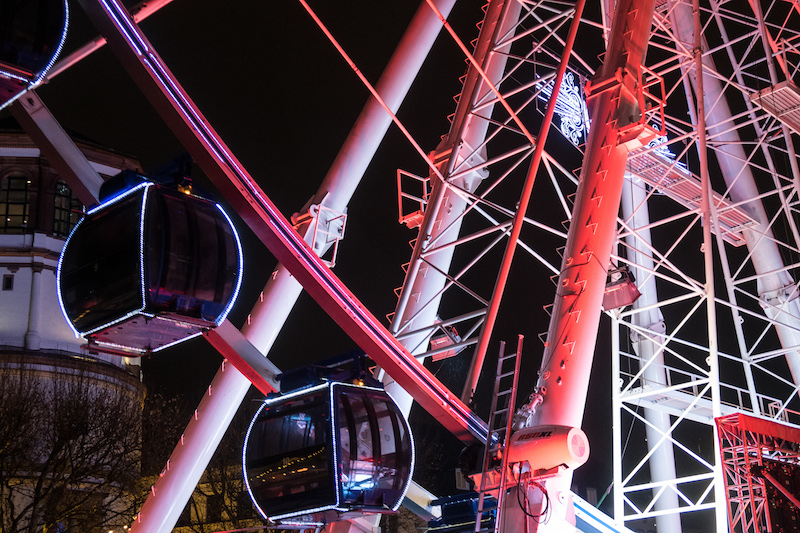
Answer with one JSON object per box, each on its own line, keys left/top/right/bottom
{"left": 0, "top": 0, "right": 69, "bottom": 112}
{"left": 243, "top": 381, "right": 415, "bottom": 522}
{"left": 215, "top": 203, "right": 244, "bottom": 325}
{"left": 57, "top": 183, "right": 151, "bottom": 336}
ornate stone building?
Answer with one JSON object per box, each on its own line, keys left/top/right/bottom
{"left": 0, "top": 121, "right": 142, "bottom": 356}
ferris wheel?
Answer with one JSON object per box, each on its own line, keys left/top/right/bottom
{"left": 5, "top": 0, "right": 800, "bottom": 532}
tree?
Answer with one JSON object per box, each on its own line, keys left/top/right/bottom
{"left": 177, "top": 391, "right": 264, "bottom": 533}
{"left": 0, "top": 360, "right": 145, "bottom": 533}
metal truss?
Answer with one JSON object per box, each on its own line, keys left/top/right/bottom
{"left": 609, "top": 0, "right": 800, "bottom": 531}
{"left": 390, "top": 0, "right": 597, "bottom": 400}
{"left": 715, "top": 413, "right": 800, "bottom": 533}
{"left": 392, "top": 0, "right": 800, "bottom": 531}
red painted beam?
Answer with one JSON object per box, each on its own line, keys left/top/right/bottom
{"left": 77, "top": 0, "right": 485, "bottom": 443}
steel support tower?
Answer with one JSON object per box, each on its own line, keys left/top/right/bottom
{"left": 26, "top": 0, "right": 800, "bottom": 532}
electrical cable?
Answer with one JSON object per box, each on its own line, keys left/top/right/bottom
{"left": 530, "top": 480, "right": 551, "bottom": 523}
{"left": 513, "top": 469, "right": 550, "bottom": 522}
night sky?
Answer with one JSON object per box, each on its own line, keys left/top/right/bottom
{"left": 4, "top": 0, "right": 614, "bottom": 509}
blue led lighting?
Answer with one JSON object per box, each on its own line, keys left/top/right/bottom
{"left": 215, "top": 203, "right": 244, "bottom": 325}
{"left": 33, "top": 1, "right": 70, "bottom": 86}
{"left": 271, "top": 504, "right": 339, "bottom": 521}
{"left": 536, "top": 72, "right": 689, "bottom": 174}
{"left": 88, "top": 339, "right": 146, "bottom": 355}
{"left": 242, "top": 400, "right": 269, "bottom": 521}
{"left": 56, "top": 217, "right": 86, "bottom": 338}
{"left": 82, "top": 185, "right": 150, "bottom": 336}
{"left": 270, "top": 382, "right": 329, "bottom": 404}
{"left": 138, "top": 185, "right": 150, "bottom": 311}
{"left": 62, "top": 182, "right": 240, "bottom": 348}
{"left": 647, "top": 135, "right": 690, "bottom": 172}
{"left": 393, "top": 395, "right": 415, "bottom": 512}
{"left": 265, "top": 382, "right": 342, "bottom": 522}
{"left": 0, "top": 1, "right": 69, "bottom": 113}
{"left": 58, "top": 184, "right": 151, "bottom": 338}
{"left": 330, "top": 382, "right": 343, "bottom": 511}
{"left": 242, "top": 382, "right": 336, "bottom": 521}
{"left": 87, "top": 181, "right": 149, "bottom": 215}
{"left": 280, "top": 521, "right": 325, "bottom": 528}
{"left": 0, "top": 70, "right": 32, "bottom": 84}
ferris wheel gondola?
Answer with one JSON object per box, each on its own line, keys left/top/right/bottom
{"left": 57, "top": 172, "right": 243, "bottom": 355}
{"left": 243, "top": 379, "right": 414, "bottom": 527}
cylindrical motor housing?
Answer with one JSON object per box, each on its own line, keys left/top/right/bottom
{"left": 507, "top": 425, "right": 590, "bottom": 474}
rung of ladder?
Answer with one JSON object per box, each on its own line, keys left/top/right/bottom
{"left": 474, "top": 336, "right": 524, "bottom": 533}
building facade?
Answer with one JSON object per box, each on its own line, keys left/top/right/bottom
{"left": 0, "top": 122, "right": 147, "bottom": 533}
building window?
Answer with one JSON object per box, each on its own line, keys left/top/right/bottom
{"left": 2, "top": 275, "right": 12, "bottom": 291}
{"left": 53, "top": 180, "right": 84, "bottom": 237}
{"left": 237, "top": 490, "right": 255, "bottom": 518}
{"left": 206, "top": 493, "right": 224, "bottom": 523}
{"left": 0, "top": 173, "right": 31, "bottom": 234}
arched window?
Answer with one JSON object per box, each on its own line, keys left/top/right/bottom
{"left": 0, "top": 173, "right": 31, "bottom": 234}
{"left": 53, "top": 180, "right": 84, "bottom": 237}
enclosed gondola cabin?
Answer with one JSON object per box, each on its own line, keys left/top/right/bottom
{"left": 243, "top": 381, "right": 414, "bottom": 527}
{"left": 57, "top": 174, "right": 242, "bottom": 354}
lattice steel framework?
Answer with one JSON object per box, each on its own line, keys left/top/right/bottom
{"left": 608, "top": 0, "right": 800, "bottom": 530}
{"left": 715, "top": 413, "right": 800, "bottom": 533}
{"left": 389, "top": 0, "right": 800, "bottom": 531}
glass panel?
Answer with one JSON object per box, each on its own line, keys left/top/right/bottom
{"left": 59, "top": 192, "right": 143, "bottom": 332}
{"left": 0, "top": 174, "right": 30, "bottom": 234}
{"left": 337, "top": 387, "right": 412, "bottom": 510}
{"left": 7, "top": 191, "right": 27, "bottom": 203}
{"left": 53, "top": 180, "right": 84, "bottom": 238}
{"left": 146, "top": 189, "right": 238, "bottom": 321}
{"left": 245, "top": 390, "right": 335, "bottom": 518}
{"left": 338, "top": 391, "right": 378, "bottom": 505}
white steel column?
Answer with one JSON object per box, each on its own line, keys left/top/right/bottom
{"left": 620, "top": 175, "right": 682, "bottom": 533}
{"left": 692, "top": 0, "right": 726, "bottom": 525}
{"left": 117, "top": 1, "right": 462, "bottom": 530}
{"left": 524, "top": 0, "right": 658, "bottom": 528}
{"left": 668, "top": 0, "right": 800, "bottom": 385}
{"left": 387, "top": 0, "right": 523, "bottom": 412}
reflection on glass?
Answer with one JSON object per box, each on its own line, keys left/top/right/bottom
{"left": 245, "top": 391, "right": 334, "bottom": 518}
{"left": 336, "top": 388, "right": 411, "bottom": 508}
{"left": 59, "top": 192, "right": 142, "bottom": 332}
{"left": 146, "top": 190, "right": 239, "bottom": 321}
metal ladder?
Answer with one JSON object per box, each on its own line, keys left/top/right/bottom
{"left": 474, "top": 335, "right": 523, "bottom": 533}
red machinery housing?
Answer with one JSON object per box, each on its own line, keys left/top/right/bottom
{"left": 716, "top": 413, "right": 800, "bottom": 533}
